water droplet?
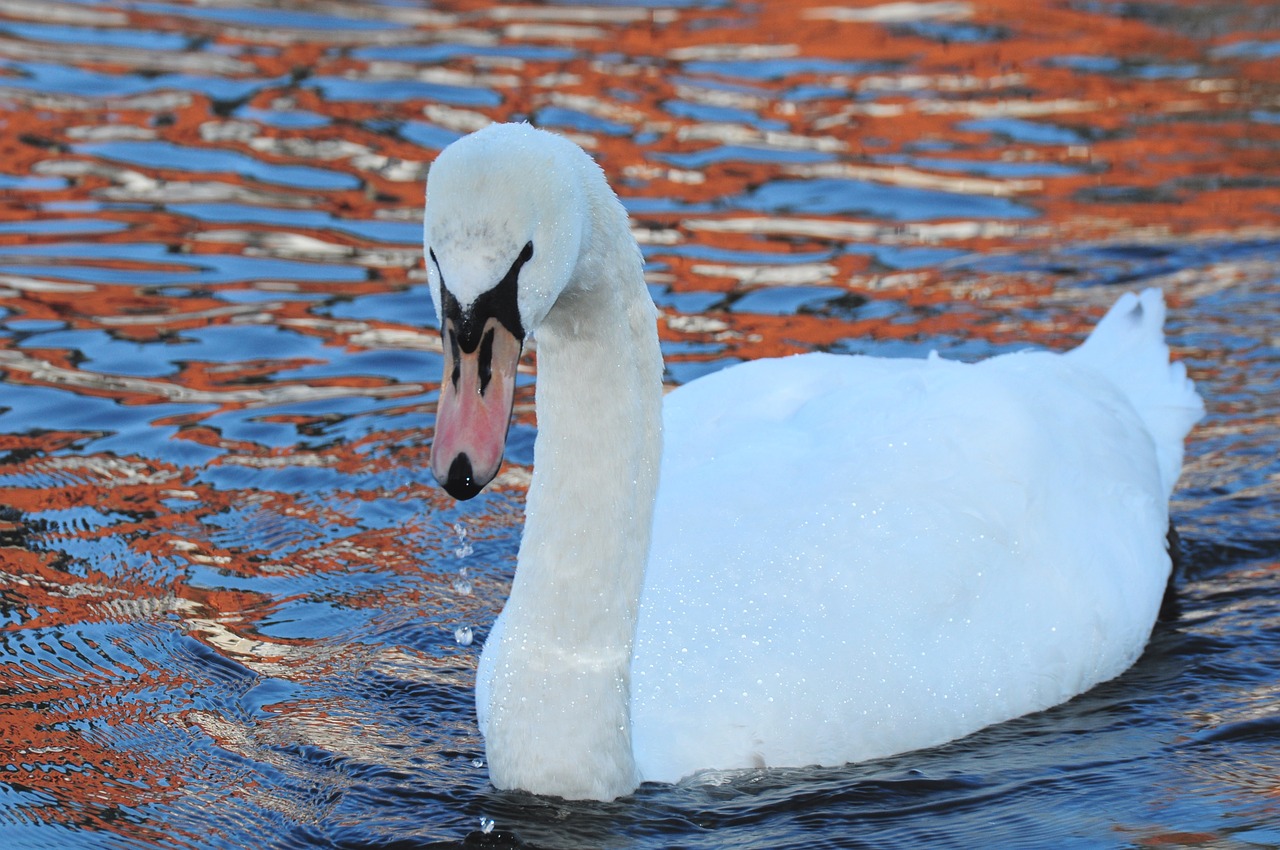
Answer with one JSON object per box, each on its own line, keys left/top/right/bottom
{"left": 479, "top": 816, "right": 495, "bottom": 834}
{"left": 471, "top": 758, "right": 485, "bottom": 769}
{"left": 453, "top": 522, "right": 473, "bottom": 557}
{"left": 454, "top": 626, "right": 474, "bottom": 646}
{"left": 452, "top": 578, "right": 473, "bottom": 595}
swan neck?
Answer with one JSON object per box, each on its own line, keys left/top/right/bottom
{"left": 479, "top": 183, "right": 663, "bottom": 801}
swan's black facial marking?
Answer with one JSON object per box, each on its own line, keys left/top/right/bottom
{"left": 431, "top": 241, "right": 532, "bottom": 361}
{"left": 477, "top": 326, "right": 496, "bottom": 395}
{"left": 447, "top": 319, "right": 462, "bottom": 390}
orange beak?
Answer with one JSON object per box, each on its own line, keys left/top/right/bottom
{"left": 430, "top": 315, "right": 523, "bottom": 500}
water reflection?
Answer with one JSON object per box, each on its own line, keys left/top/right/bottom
{"left": 0, "top": 0, "right": 1277, "bottom": 847}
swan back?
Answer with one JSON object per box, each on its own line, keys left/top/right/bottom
{"left": 633, "top": 330, "right": 1195, "bottom": 782}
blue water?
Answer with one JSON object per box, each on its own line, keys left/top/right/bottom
{"left": 0, "top": 1, "right": 1278, "bottom": 849}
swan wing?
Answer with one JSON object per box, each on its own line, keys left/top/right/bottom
{"left": 633, "top": 350, "right": 1170, "bottom": 783}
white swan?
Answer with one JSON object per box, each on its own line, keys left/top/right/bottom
{"left": 423, "top": 122, "right": 1204, "bottom": 801}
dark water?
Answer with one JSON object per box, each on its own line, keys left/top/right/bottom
{"left": 1, "top": 1, "right": 1278, "bottom": 848}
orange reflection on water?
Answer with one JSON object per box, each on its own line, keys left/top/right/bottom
{"left": 0, "top": 0, "right": 1276, "bottom": 844}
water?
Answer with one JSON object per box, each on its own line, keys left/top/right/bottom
{"left": 1, "top": 0, "right": 1278, "bottom": 847}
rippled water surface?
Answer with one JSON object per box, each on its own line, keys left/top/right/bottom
{"left": 1, "top": 1, "right": 1278, "bottom": 848}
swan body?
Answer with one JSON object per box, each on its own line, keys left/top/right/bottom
{"left": 423, "top": 123, "right": 1203, "bottom": 801}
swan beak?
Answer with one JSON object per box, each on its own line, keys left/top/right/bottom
{"left": 430, "top": 317, "right": 523, "bottom": 500}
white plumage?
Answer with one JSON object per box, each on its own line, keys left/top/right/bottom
{"left": 636, "top": 314, "right": 1199, "bottom": 781}
{"left": 423, "top": 123, "right": 1204, "bottom": 801}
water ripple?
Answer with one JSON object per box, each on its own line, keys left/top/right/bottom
{"left": 0, "top": 0, "right": 1277, "bottom": 847}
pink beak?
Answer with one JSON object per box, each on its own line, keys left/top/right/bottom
{"left": 430, "top": 316, "right": 523, "bottom": 500}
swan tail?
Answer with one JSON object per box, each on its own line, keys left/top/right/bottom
{"left": 1066, "top": 288, "right": 1204, "bottom": 496}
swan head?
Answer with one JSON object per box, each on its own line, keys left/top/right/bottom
{"left": 424, "top": 123, "right": 591, "bottom": 499}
